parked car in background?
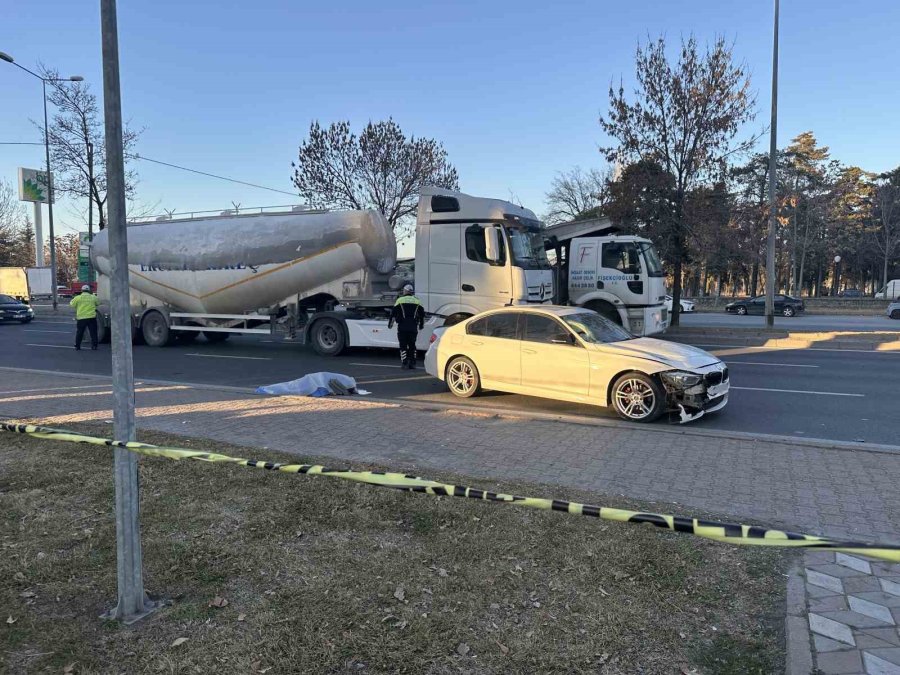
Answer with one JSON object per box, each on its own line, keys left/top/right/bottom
{"left": 725, "top": 294, "right": 805, "bottom": 317}
{"left": 888, "top": 301, "right": 900, "bottom": 320}
{"left": 0, "top": 293, "right": 35, "bottom": 323}
{"left": 665, "top": 295, "right": 695, "bottom": 313}
{"left": 875, "top": 280, "right": 900, "bottom": 300}
{"left": 425, "top": 305, "right": 728, "bottom": 423}
{"left": 838, "top": 288, "right": 863, "bottom": 298}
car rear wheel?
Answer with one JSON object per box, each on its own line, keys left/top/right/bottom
{"left": 611, "top": 373, "right": 664, "bottom": 422}
{"left": 734, "top": 305, "right": 747, "bottom": 315}
{"left": 446, "top": 356, "right": 481, "bottom": 398}
{"left": 890, "top": 309, "right": 900, "bottom": 320}
{"left": 782, "top": 306, "right": 796, "bottom": 317}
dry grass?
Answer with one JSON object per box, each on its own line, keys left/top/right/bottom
{"left": 1, "top": 424, "right": 789, "bottom": 674}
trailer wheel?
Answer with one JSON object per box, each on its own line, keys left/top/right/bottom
{"left": 311, "top": 318, "right": 346, "bottom": 356}
{"left": 142, "top": 310, "right": 175, "bottom": 347}
{"left": 97, "top": 320, "right": 111, "bottom": 344}
{"left": 204, "top": 332, "right": 230, "bottom": 344}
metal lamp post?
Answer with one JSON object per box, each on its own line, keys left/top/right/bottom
{"left": 764, "top": 0, "right": 780, "bottom": 327}
{"left": 0, "top": 51, "right": 83, "bottom": 310}
{"left": 833, "top": 255, "right": 842, "bottom": 296}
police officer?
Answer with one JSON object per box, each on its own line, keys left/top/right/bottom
{"left": 70, "top": 285, "right": 100, "bottom": 351}
{"left": 388, "top": 284, "right": 425, "bottom": 369}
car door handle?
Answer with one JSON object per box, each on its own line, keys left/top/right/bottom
{"left": 462, "top": 284, "right": 475, "bottom": 292}
{"left": 522, "top": 348, "right": 537, "bottom": 354}
{"left": 470, "top": 340, "right": 484, "bottom": 346}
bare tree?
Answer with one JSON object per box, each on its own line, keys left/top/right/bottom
{"left": 291, "top": 119, "right": 459, "bottom": 239}
{"left": 872, "top": 167, "right": 900, "bottom": 290}
{"left": 543, "top": 166, "right": 612, "bottom": 224}
{"left": 0, "top": 179, "right": 33, "bottom": 266}
{"left": 39, "top": 66, "right": 141, "bottom": 233}
{"left": 599, "top": 35, "right": 756, "bottom": 325}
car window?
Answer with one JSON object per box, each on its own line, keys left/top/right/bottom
{"left": 484, "top": 313, "right": 520, "bottom": 339}
{"left": 751, "top": 296, "right": 765, "bottom": 303}
{"left": 523, "top": 314, "right": 571, "bottom": 344}
{"left": 467, "top": 317, "right": 488, "bottom": 336}
{"left": 465, "top": 224, "right": 506, "bottom": 264}
{"left": 774, "top": 295, "right": 786, "bottom": 301}
{"left": 0, "top": 294, "right": 16, "bottom": 303}
{"left": 562, "top": 312, "right": 633, "bottom": 344}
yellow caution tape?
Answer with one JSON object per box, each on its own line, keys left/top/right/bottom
{"left": 4, "top": 422, "right": 900, "bottom": 562}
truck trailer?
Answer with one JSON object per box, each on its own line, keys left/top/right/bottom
{"left": 90, "top": 188, "right": 556, "bottom": 354}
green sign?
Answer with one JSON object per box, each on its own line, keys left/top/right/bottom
{"left": 18, "top": 167, "right": 52, "bottom": 204}
{"left": 78, "top": 238, "right": 95, "bottom": 283}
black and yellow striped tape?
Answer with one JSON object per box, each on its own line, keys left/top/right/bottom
{"left": 4, "top": 422, "right": 899, "bottom": 562}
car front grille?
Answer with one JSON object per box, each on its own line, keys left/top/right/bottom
{"left": 705, "top": 368, "right": 729, "bottom": 386}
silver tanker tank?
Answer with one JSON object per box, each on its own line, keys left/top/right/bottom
{"left": 90, "top": 209, "right": 396, "bottom": 314}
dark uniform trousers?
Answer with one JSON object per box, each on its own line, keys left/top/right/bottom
{"left": 398, "top": 331, "right": 418, "bottom": 366}
{"left": 76, "top": 318, "right": 99, "bottom": 350}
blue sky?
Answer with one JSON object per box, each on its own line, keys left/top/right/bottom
{"left": 2, "top": 0, "right": 899, "bottom": 245}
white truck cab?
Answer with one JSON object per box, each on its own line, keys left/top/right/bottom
{"left": 875, "top": 279, "right": 900, "bottom": 300}
{"left": 544, "top": 218, "right": 668, "bottom": 336}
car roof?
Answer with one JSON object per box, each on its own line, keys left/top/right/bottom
{"left": 468, "top": 305, "right": 586, "bottom": 319}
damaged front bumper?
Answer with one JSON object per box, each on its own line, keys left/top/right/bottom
{"left": 660, "top": 363, "right": 730, "bottom": 424}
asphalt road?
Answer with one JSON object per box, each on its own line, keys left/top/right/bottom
{"left": 3, "top": 313, "right": 899, "bottom": 446}
{"left": 679, "top": 311, "right": 897, "bottom": 331}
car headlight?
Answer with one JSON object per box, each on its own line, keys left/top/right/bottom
{"left": 661, "top": 370, "right": 702, "bottom": 389}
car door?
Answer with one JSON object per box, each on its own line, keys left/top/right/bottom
{"left": 460, "top": 224, "right": 513, "bottom": 309}
{"left": 464, "top": 313, "right": 522, "bottom": 387}
{"left": 520, "top": 313, "right": 590, "bottom": 399}
{"left": 773, "top": 294, "right": 786, "bottom": 312}
{"left": 749, "top": 296, "right": 766, "bottom": 314}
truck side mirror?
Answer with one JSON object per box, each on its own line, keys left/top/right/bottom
{"left": 485, "top": 227, "right": 501, "bottom": 263}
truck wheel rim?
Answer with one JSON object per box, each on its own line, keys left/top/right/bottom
{"left": 614, "top": 379, "right": 655, "bottom": 420}
{"left": 448, "top": 361, "right": 475, "bottom": 394}
{"left": 319, "top": 325, "right": 338, "bottom": 348}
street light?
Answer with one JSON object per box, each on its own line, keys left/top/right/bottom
{"left": 833, "top": 255, "right": 842, "bottom": 296}
{"left": 1, "top": 50, "right": 84, "bottom": 311}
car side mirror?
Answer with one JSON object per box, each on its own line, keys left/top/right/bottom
{"left": 485, "top": 227, "right": 501, "bottom": 263}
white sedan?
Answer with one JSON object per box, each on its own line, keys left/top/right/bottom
{"left": 425, "top": 306, "right": 728, "bottom": 423}
{"left": 666, "top": 295, "right": 695, "bottom": 313}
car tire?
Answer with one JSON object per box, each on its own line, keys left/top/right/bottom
{"left": 782, "top": 306, "right": 796, "bottom": 317}
{"left": 735, "top": 305, "right": 747, "bottom": 316}
{"left": 891, "top": 309, "right": 900, "bottom": 320}
{"left": 310, "top": 318, "right": 345, "bottom": 356}
{"left": 141, "top": 311, "right": 175, "bottom": 347}
{"left": 445, "top": 356, "right": 481, "bottom": 398}
{"left": 611, "top": 372, "right": 665, "bottom": 423}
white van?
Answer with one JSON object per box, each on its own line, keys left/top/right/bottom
{"left": 875, "top": 280, "right": 900, "bottom": 300}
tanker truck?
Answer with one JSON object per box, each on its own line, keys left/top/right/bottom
{"left": 90, "top": 187, "right": 555, "bottom": 355}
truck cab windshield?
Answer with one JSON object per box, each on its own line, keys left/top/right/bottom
{"left": 638, "top": 242, "right": 664, "bottom": 277}
{"left": 505, "top": 224, "right": 551, "bottom": 270}
{"left": 562, "top": 312, "right": 634, "bottom": 344}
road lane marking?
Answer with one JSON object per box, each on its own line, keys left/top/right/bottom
{"left": 0, "top": 384, "right": 111, "bottom": 395}
{"left": 348, "top": 362, "right": 403, "bottom": 368}
{"left": 26, "top": 344, "right": 74, "bottom": 349}
{"left": 184, "top": 353, "right": 271, "bottom": 361}
{"left": 697, "top": 344, "right": 900, "bottom": 355}
{"left": 731, "top": 386, "right": 863, "bottom": 397}
{"left": 724, "top": 360, "right": 819, "bottom": 368}
{"left": 24, "top": 329, "right": 71, "bottom": 334}
{"left": 357, "top": 375, "right": 432, "bottom": 384}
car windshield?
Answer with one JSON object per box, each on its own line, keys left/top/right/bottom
{"left": 562, "top": 312, "right": 634, "bottom": 344}
{"left": 505, "top": 224, "right": 551, "bottom": 270}
{"left": 0, "top": 294, "right": 17, "bottom": 303}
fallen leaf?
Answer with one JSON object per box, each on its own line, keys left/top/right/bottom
{"left": 489, "top": 603, "right": 500, "bottom": 610}
{"left": 171, "top": 637, "right": 189, "bottom": 647}
{"left": 208, "top": 596, "right": 228, "bottom": 608}
{"left": 438, "top": 568, "right": 448, "bottom": 577}
{"left": 393, "top": 586, "right": 405, "bottom": 602}
{"left": 598, "top": 652, "right": 610, "bottom": 664}
{"left": 237, "top": 613, "right": 246, "bottom": 622}
{"left": 680, "top": 668, "right": 698, "bottom": 675}
{"left": 20, "top": 590, "right": 36, "bottom": 599}
{"left": 13, "top": 572, "right": 25, "bottom": 582}
{"left": 6, "top": 616, "right": 16, "bottom": 625}
{"left": 456, "top": 643, "right": 470, "bottom": 656}
{"left": 63, "top": 664, "right": 76, "bottom": 674}
{"left": 496, "top": 640, "right": 509, "bottom": 655}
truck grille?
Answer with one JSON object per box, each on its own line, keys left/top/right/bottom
{"left": 704, "top": 368, "right": 729, "bottom": 386}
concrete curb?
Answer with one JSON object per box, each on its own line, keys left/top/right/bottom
{"left": 4, "top": 366, "right": 900, "bottom": 457}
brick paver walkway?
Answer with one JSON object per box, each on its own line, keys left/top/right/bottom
{"left": 2, "top": 369, "right": 899, "bottom": 673}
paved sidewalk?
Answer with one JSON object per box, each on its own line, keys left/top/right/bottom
{"left": 2, "top": 368, "right": 899, "bottom": 673}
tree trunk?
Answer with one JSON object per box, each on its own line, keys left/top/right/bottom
{"left": 671, "top": 254, "right": 683, "bottom": 326}
{"left": 750, "top": 259, "right": 760, "bottom": 297}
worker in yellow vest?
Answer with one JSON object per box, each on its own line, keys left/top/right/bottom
{"left": 388, "top": 284, "right": 425, "bottom": 369}
{"left": 70, "top": 285, "right": 100, "bottom": 351}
